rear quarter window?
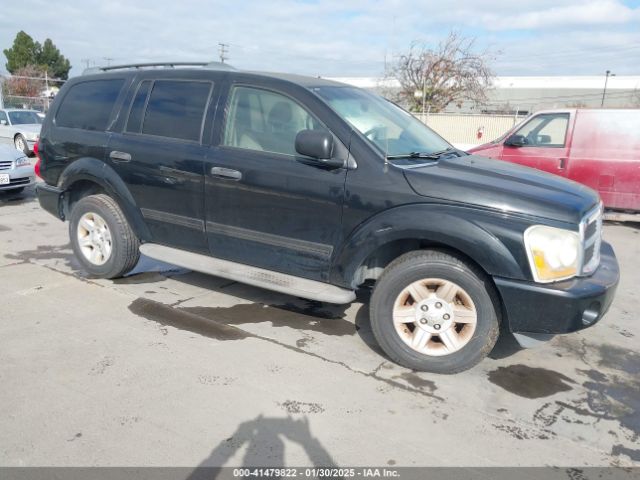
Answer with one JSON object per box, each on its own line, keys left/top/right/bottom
{"left": 55, "top": 79, "right": 125, "bottom": 131}
{"left": 140, "top": 80, "right": 212, "bottom": 142}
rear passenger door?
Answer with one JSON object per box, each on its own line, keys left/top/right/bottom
{"left": 204, "top": 83, "right": 347, "bottom": 282}
{"left": 107, "top": 78, "right": 214, "bottom": 253}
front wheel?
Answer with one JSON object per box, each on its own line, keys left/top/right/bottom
{"left": 69, "top": 194, "right": 140, "bottom": 278}
{"left": 370, "top": 250, "right": 500, "bottom": 374}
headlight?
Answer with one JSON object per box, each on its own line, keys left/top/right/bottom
{"left": 524, "top": 225, "right": 580, "bottom": 282}
{"left": 15, "top": 156, "right": 31, "bottom": 167}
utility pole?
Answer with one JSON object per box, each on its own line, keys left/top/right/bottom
{"left": 81, "top": 58, "right": 93, "bottom": 70}
{"left": 601, "top": 70, "right": 615, "bottom": 107}
{"left": 103, "top": 57, "right": 114, "bottom": 66}
{"left": 218, "top": 43, "right": 229, "bottom": 63}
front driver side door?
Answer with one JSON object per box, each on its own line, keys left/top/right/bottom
{"left": 204, "top": 84, "right": 347, "bottom": 282}
{"left": 501, "top": 112, "right": 571, "bottom": 176}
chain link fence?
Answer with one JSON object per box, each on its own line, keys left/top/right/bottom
{"left": 0, "top": 73, "right": 65, "bottom": 113}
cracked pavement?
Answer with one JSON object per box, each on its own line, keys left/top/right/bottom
{"left": 1, "top": 186, "right": 639, "bottom": 467}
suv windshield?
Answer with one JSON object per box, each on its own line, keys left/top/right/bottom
{"left": 8, "top": 110, "right": 42, "bottom": 125}
{"left": 312, "top": 86, "right": 451, "bottom": 157}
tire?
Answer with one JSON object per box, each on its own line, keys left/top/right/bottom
{"left": 370, "top": 250, "right": 500, "bottom": 374}
{"left": 14, "top": 134, "right": 29, "bottom": 156}
{"left": 69, "top": 194, "right": 140, "bottom": 278}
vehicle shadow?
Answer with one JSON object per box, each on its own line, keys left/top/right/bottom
{"left": 185, "top": 415, "right": 337, "bottom": 479}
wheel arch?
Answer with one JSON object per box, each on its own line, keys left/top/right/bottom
{"left": 58, "top": 157, "right": 151, "bottom": 241}
{"left": 331, "top": 204, "right": 529, "bottom": 289}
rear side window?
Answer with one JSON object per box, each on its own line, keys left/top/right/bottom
{"left": 141, "top": 80, "right": 212, "bottom": 142}
{"left": 56, "top": 79, "right": 125, "bottom": 131}
{"left": 126, "top": 80, "right": 151, "bottom": 133}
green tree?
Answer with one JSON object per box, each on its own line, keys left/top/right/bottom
{"left": 3, "top": 31, "right": 39, "bottom": 73}
{"left": 37, "top": 39, "right": 71, "bottom": 79}
{"left": 3, "top": 31, "right": 71, "bottom": 80}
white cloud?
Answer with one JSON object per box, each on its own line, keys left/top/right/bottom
{"left": 0, "top": 0, "right": 638, "bottom": 77}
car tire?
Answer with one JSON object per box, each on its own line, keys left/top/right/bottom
{"left": 14, "top": 134, "right": 29, "bottom": 156}
{"left": 370, "top": 249, "right": 500, "bottom": 374}
{"left": 69, "top": 194, "right": 140, "bottom": 279}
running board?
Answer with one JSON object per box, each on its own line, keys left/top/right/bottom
{"left": 139, "top": 243, "right": 356, "bottom": 304}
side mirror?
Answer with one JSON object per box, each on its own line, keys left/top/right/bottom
{"left": 0, "top": 120, "right": 7, "bottom": 126}
{"left": 295, "top": 130, "right": 344, "bottom": 168}
{"left": 505, "top": 134, "right": 528, "bottom": 147}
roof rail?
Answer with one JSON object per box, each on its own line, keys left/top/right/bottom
{"left": 82, "top": 61, "right": 236, "bottom": 75}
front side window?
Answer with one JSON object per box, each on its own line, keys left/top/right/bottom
{"left": 141, "top": 80, "right": 212, "bottom": 142}
{"left": 56, "top": 79, "right": 125, "bottom": 131}
{"left": 0, "top": 111, "right": 7, "bottom": 124}
{"left": 513, "top": 113, "right": 569, "bottom": 147}
{"left": 223, "top": 86, "right": 325, "bottom": 156}
{"left": 312, "top": 86, "right": 451, "bottom": 157}
{"left": 8, "top": 111, "right": 42, "bottom": 125}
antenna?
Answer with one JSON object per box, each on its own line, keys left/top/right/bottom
{"left": 218, "top": 43, "right": 230, "bottom": 63}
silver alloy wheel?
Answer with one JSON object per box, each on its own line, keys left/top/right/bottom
{"left": 15, "top": 136, "right": 25, "bottom": 152}
{"left": 392, "top": 278, "right": 477, "bottom": 356}
{"left": 77, "top": 212, "right": 113, "bottom": 266}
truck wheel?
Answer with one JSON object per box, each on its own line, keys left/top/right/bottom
{"left": 69, "top": 194, "right": 140, "bottom": 279}
{"left": 370, "top": 250, "right": 499, "bottom": 374}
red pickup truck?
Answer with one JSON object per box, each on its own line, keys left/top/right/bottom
{"left": 468, "top": 109, "right": 640, "bottom": 213}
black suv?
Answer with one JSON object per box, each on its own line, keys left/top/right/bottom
{"left": 36, "top": 62, "right": 619, "bottom": 373}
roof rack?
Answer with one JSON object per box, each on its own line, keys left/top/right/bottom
{"left": 82, "top": 61, "right": 236, "bottom": 75}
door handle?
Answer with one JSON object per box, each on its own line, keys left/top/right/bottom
{"left": 110, "top": 150, "right": 131, "bottom": 162}
{"left": 558, "top": 157, "right": 567, "bottom": 169}
{"left": 211, "top": 166, "right": 242, "bottom": 180}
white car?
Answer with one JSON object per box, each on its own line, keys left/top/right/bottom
{"left": 0, "top": 109, "right": 42, "bottom": 155}
{"left": 0, "top": 144, "right": 35, "bottom": 193}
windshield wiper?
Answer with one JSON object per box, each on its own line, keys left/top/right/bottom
{"left": 386, "top": 147, "right": 458, "bottom": 160}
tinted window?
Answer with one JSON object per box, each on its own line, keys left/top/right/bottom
{"left": 514, "top": 113, "right": 569, "bottom": 147}
{"left": 142, "top": 80, "right": 211, "bottom": 141}
{"left": 223, "top": 86, "right": 325, "bottom": 156}
{"left": 126, "top": 80, "right": 151, "bottom": 133}
{"left": 56, "top": 79, "right": 125, "bottom": 131}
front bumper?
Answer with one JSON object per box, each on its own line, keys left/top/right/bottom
{"left": 0, "top": 164, "right": 36, "bottom": 190}
{"left": 36, "top": 182, "right": 65, "bottom": 219}
{"left": 494, "top": 241, "right": 619, "bottom": 334}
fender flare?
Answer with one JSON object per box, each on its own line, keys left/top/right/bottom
{"left": 57, "top": 157, "right": 151, "bottom": 241}
{"left": 331, "top": 204, "right": 528, "bottom": 288}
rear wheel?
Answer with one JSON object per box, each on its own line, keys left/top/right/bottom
{"left": 69, "top": 194, "right": 140, "bottom": 278}
{"left": 370, "top": 250, "right": 500, "bottom": 373}
{"left": 14, "top": 134, "right": 29, "bottom": 156}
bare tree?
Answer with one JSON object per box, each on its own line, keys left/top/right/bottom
{"left": 3, "top": 65, "right": 46, "bottom": 98}
{"left": 392, "top": 32, "right": 495, "bottom": 113}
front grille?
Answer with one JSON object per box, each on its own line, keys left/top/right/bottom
{"left": 0, "top": 177, "right": 31, "bottom": 188}
{"left": 580, "top": 203, "right": 603, "bottom": 275}
{"left": 0, "top": 160, "right": 12, "bottom": 170}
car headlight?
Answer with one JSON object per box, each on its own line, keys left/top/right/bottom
{"left": 524, "top": 225, "right": 580, "bottom": 282}
{"left": 15, "top": 156, "right": 31, "bottom": 167}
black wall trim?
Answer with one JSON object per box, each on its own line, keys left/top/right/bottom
{"left": 141, "top": 208, "right": 205, "bottom": 231}
{"left": 206, "top": 221, "right": 333, "bottom": 259}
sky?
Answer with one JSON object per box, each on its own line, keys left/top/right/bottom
{"left": 0, "top": 0, "right": 639, "bottom": 79}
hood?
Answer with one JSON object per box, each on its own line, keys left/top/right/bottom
{"left": 16, "top": 124, "right": 41, "bottom": 135}
{"left": 402, "top": 154, "right": 599, "bottom": 224}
